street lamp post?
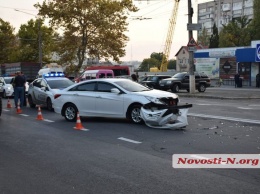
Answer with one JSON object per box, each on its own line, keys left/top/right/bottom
{"left": 14, "top": 9, "right": 43, "bottom": 67}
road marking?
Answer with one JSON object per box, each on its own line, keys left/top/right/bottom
{"left": 43, "top": 119, "right": 55, "bottom": 123}
{"left": 188, "top": 113, "right": 260, "bottom": 125}
{"left": 3, "top": 109, "right": 10, "bottom": 112}
{"left": 20, "top": 114, "right": 29, "bottom": 117}
{"left": 237, "top": 107, "right": 253, "bottom": 110}
{"left": 118, "top": 137, "right": 142, "bottom": 144}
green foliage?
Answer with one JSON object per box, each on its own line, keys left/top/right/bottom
{"left": 198, "top": 27, "right": 210, "bottom": 47}
{"left": 35, "top": 0, "right": 138, "bottom": 73}
{"left": 209, "top": 23, "right": 219, "bottom": 48}
{"left": 219, "top": 16, "right": 252, "bottom": 47}
{"left": 139, "top": 58, "right": 160, "bottom": 72}
{"left": 168, "top": 59, "right": 176, "bottom": 70}
{"left": 0, "top": 19, "right": 16, "bottom": 63}
{"left": 16, "top": 19, "right": 59, "bottom": 63}
{"left": 250, "top": 0, "right": 260, "bottom": 40}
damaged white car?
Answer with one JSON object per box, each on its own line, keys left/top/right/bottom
{"left": 53, "top": 78, "right": 192, "bottom": 129}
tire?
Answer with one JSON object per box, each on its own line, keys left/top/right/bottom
{"left": 128, "top": 104, "right": 143, "bottom": 124}
{"left": 46, "top": 98, "right": 53, "bottom": 111}
{"left": 198, "top": 84, "right": 206, "bottom": 92}
{"left": 28, "top": 95, "right": 36, "bottom": 108}
{"left": 64, "top": 103, "right": 78, "bottom": 122}
{"left": 171, "top": 84, "right": 179, "bottom": 93}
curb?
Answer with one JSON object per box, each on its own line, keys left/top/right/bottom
{"left": 177, "top": 94, "right": 260, "bottom": 100}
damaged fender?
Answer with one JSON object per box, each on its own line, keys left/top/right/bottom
{"left": 140, "top": 104, "right": 192, "bottom": 129}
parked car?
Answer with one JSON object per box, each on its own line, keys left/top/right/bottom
{"left": 140, "top": 75, "right": 172, "bottom": 89}
{"left": 159, "top": 72, "right": 211, "bottom": 92}
{"left": 0, "top": 77, "right": 14, "bottom": 98}
{"left": 27, "top": 73, "right": 75, "bottom": 111}
{"left": 53, "top": 78, "right": 192, "bottom": 129}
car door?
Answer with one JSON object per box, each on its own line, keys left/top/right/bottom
{"left": 69, "top": 82, "right": 97, "bottom": 116}
{"left": 0, "top": 77, "right": 4, "bottom": 93}
{"left": 30, "top": 79, "right": 43, "bottom": 104}
{"left": 36, "top": 79, "right": 49, "bottom": 104}
{"left": 182, "top": 74, "right": 190, "bottom": 89}
{"left": 95, "top": 81, "right": 124, "bottom": 117}
{"left": 195, "top": 73, "right": 200, "bottom": 88}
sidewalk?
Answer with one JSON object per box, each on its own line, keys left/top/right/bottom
{"left": 177, "top": 85, "right": 260, "bottom": 99}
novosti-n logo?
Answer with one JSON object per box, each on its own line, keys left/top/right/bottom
{"left": 172, "top": 154, "right": 260, "bottom": 168}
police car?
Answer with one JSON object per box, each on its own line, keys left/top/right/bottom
{"left": 0, "top": 77, "right": 14, "bottom": 98}
{"left": 27, "top": 73, "right": 75, "bottom": 111}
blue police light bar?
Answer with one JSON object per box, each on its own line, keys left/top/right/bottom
{"left": 43, "top": 72, "right": 65, "bottom": 78}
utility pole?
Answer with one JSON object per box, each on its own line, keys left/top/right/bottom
{"left": 188, "top": 0, "right": 195, "bottom": 93}
{"left": 14, "top": 9, "right": 43, "bottom": 68}
{"left": 38, "top": 19, "right": 43, "bottom": 68}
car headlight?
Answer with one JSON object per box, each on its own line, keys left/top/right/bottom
{"left": 166, "top": 80, "right": 172, "bottom": 84}
{"left": 7, "top": 86, "right": 12, "bottom": 90}
{"left": 145, "top": 96, "right": 164, "bottom": 104}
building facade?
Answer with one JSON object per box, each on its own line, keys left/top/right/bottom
{"left": 198, "top": 0, "right": 254, "bottom": 35}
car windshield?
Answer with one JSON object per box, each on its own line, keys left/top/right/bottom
{"left": 4, "top": 77, "right": 13, "bottom": 84}
{"left": 172, "top": 73, "right": 185, "bottom": 78}
{"left": 115, "top": 80, "right": 151, "bottom": 92}
{"left": 147, "top": 76, "right": 158, "bottom": 81}
{"left": 47, "top": 79, "right": 75, "bottom": 89}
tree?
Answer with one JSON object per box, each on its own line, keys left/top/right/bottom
{"left": 168, "top": 59, "right": 176, "bottom": 70}
{"left": 35, "top": 0, "right": 138, "bottom": 72}
{"left": 0, "top": 19, "right": 16, "bottom": 63}
{"left": 139, "top": 58, "right": 160, "bottom": 72}
{"left": 219, "top": 16, "right": 252, "bottom": 47}
{"left": 209, "top": 23, "right": 219, "bottom": 48}
{"left": 249, "top": 0, "right": 260, "bottom": 40}
{"left": 198, "top": 27, "right": 210, "bottom": 47}
{"left": 16, "top": 19, "right": 59, "bottom": 64}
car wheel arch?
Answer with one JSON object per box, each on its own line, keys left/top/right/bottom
{"left": 62, "top": 102, "right": 78, "bottom": 118}
{"left": 126, "top": 102, "right": 143, "bottom": 124}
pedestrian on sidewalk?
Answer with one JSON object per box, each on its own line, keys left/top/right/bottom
{"left": 234, "top": 73, "right": 240, "bottom": 88}
{"left": 13, "top": 71, "right": 26, "bottom": 108}
{"left": 256, "top": 73, "right": 260, "bottom": 88}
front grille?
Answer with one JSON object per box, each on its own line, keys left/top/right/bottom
{"left": 160, "top": 97, "right": 178, "bottom": 106}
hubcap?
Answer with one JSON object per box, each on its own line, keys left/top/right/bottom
{"left": 65, "top": 106, "right": 76, "bottom": 120}
{"left": 131, "top": 107, "right": 141, "bottom": 123}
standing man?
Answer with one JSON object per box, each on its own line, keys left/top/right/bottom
{"left": 13, "top": 71, "right": 26, "bottom": 108}
{"left": 234, "top": 73, "right": 240, "bottom": 88}
{"left": 21, "top": 72, "right": 27, "bottom": 106}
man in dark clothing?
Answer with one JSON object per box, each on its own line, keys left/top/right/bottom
{"left": 234, "top": 73, "right": 240, "bottom": 88}
{"left": 13, "top": 71, "right": 26, "bottom": 108}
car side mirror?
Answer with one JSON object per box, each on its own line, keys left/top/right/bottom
{"left": 41, "top": 86, "right": 47, "bottom": 91}
{"left": 111, "top": 88, "right": 121, "bottom": 94}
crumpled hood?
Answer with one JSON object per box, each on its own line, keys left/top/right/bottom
{"left": 134, "top": 89, "right": 178, "bottom": 99}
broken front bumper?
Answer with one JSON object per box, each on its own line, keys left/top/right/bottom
{"left": 140, "top": 104, "right": 192, "bottom": 129}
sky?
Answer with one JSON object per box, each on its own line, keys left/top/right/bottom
{"left": 0, "top": 0, "right": 211, "bottom": 62}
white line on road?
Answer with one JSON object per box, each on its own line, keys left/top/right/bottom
{"left": 237, "top": 107, "right": 253, "bottom": 110}
{"left": 43, "top": 119, "right": 55, "bottom": 123}
{"left": 3, "top": 109, "right": 10, "bottom": 112}
{"left": 118, "top": 137, "right": 142, "bottom": 144}
{"left": 188, "top": 113, "right": 260, "bottom": 125}
{"left": 19, "top": 114, "right": 29, "bottom": 117}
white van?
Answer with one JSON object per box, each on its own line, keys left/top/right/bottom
{"left": 76, "top": 69, "right": 114, "bottom": 82}
{"left": 38, "top": 63, "right": 64, "bottom": 78}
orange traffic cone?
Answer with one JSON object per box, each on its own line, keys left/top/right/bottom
{"left": 16, "top": 103, "right": 22, "bottom": 114}
{"left": 7, "top": 98, "right": 12, "bottom": 108}
{"left": 74, "top": 112, "right": 88, "bottom": 131}
{"left": 36, "top": 106, "right": 44, "bottom": 120}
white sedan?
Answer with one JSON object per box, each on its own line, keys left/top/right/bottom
{"left": 0, "top": 77, "right": 14, "bottom": 98}
{"left": 53, "top": 78, "right": 192, "bottom": 129}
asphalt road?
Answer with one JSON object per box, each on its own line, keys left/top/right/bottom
{"left": 0, "top": 98, "right": 260, "bottom": 194}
